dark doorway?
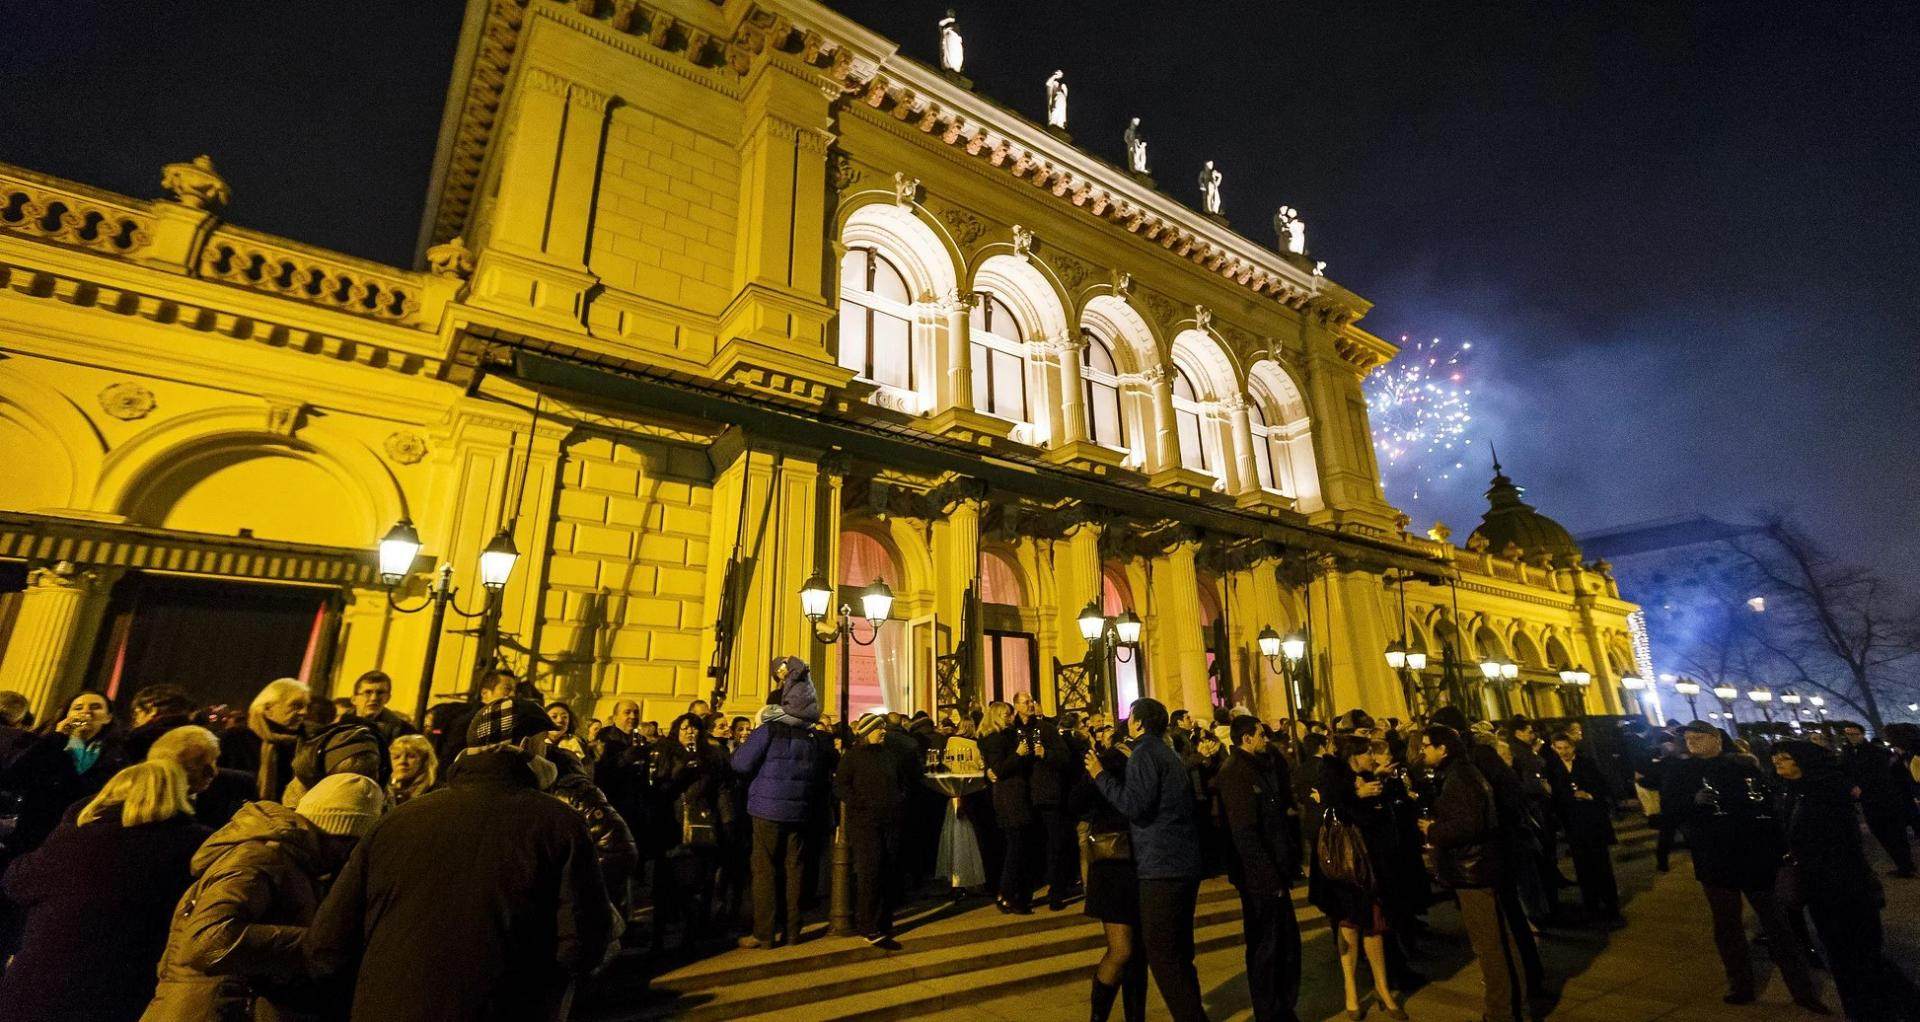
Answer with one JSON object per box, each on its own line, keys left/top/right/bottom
{"left": 88, "top": 573, "right": 340, "bottom": 714}
{"left": 984, "top": 630, "right": 1036, "bottom": 704}
{"left": 0, "top": 561, "right": 27, "bottom": 669}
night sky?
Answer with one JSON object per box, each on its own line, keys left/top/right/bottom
{"left": 5, "top": 1, "right": 1916, "bottom": 578}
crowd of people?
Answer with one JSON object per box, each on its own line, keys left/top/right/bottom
{"left": 0, "top": 660, "right": 1915, "bottom": 1021}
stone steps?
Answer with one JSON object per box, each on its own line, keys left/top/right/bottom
{"left": 580, "top": 821, "right": 1657, "bottom": 1022}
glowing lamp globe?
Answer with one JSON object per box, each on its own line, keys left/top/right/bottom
{"left": 1407, "top": 650, "right": 1428, "bottom": 671}
{"left": 1281, "top": 632, "right": 1307, "bottom": 661}
{"left": 378, "top": 519, "right": 422, "bottom": 586}
{"left": 860, "top": 578, "right": 894, "bottom": 623}
{"left": 1257, "top": 626, "right": 1282, "bottom": 659}
{"left": 1115, "top": 611, "right": 1143, "bottom": 645}
{"left": 478, "top": 529, "right": 520, "bottom": 590}
{"left": 799, "top": 571, "right": 833, "bottom": 621}
{"left": 1079, "top": 601, "right": 1107, "bottom": 642}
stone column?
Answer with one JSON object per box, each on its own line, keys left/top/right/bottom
{"left": 1225, "top": 394, "right": 1259, "bottom": 495}
{"left": 1151, "top": 536, "right": 1211, "bottom": 717}
{"left": 1147, "top": 365, "right": 1179, "bottom": 473}
{"left": 940, "top": 291, "right": 974, "bottom": 412}
{"left": 0, "top": 563, "right": 118, "bottom": 722}
{"left": 1055, "top": 333, "right": 1088, "bottom": 446}
{"left": 1059, "top": 516, "right": 1103, "bottom": 663}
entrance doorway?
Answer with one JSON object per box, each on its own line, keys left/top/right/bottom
{"left": 984, "top": 630, "right": 1036, "bottom": 704}
{"left": 88, "top": 573, "right": 340, "bottom": 714}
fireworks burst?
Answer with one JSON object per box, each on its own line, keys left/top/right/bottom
{"left": 1364, "top": 335, "right": 1475, "bottom": 504}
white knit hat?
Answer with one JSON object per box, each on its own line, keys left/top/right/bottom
{"left": 296, "top": 773, "right": 387, "bottom": 839}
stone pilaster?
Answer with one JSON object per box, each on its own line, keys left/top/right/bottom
{"left": 1225, "top": 394, "right": 1259, "bottom": 497}
{"left": 0, "top": 562, "right": 118, "bottom": 722}
{"left": 1147, "top": 365, "right": 1179, "bottom": 473}
{"left": 1054, "top": 332, "right": 1088, "bottom": 447}
{"left": 1150, "top": 536, "right": 1211, "bottom": 717}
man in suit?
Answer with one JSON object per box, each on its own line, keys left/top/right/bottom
{"left": 1217, "top": 717, "right": 1301, "bottom": 1022}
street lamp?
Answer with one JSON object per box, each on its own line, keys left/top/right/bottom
{"left": 1674, "top": 678, "right": 1702, "bottom": 719}
{"left": 1259, "top": 626, "right": 1308, "bottom": 725}
{"left": 801, "top": 571, "right": 893, "bottom": 726}
{"left": 1781, "top": 689, "right": 1804, "bottom": 725}
{"left": 1387, "top": 641, "right": 1432, "bottom": 713}
{"left": 1747, "top": 687, "right": 1775, "bottom": 725}
{"left": 1712, "top": 683, "right": 1740, "bottom": 734}
{"left": 801, "top": 570, "right": 891, "bottom": 937}
{"left": 1080, "top": 600, "right": 1141, "bottom": 716}
{"left": 1809, "top": 694, "right": 1828, "bottom": 721}
{"left": 379, "top": 519, "right": 521, "bottom": 729}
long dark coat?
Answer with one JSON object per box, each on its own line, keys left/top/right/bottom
{"left": 0, "top": 812, "right": 210, "bottom": 1022}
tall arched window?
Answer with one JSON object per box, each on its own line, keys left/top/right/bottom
{"left": 969, "top": 294, "right": 1029, "bottom": 422}
{"left": 1248, "top": 400, "right": 1296, "bottom": 495}
{"left": 1081, "top": 328, "right": 1126, "bottom": 449}
{"left": 838, "top": 248, "right": 915, "bottom": 391}
{"left": 1171, "top": 365, "right": 1218, "bottom": 474}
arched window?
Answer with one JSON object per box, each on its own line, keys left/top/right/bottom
{"left": 1081, "top": 328, "right": 1126, "bottom": 449}
{"left": 838, "top": 248, "right": 915, "bottom": 391}
{"left": 839, "top": 529, "right": 905, "bottom": 714}
{"left": 1171, "top": 365, "right": 1218, "bottom": 474}
{"left": 969, "top": 294, "right": 1029, "bottom": 422}
{"left": 979, "top": 549, "right": 1024, "bottom": 606}
{"left": 1103, "top": 565, "right": 1142, "bottom": 710}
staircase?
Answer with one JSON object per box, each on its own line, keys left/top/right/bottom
{"left": 579, "top": 823, "right": 1657, "bottom": 1022}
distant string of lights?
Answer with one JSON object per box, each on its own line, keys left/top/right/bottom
{"left": 1365, "top": 335, "right": 1475, "bottom": 505}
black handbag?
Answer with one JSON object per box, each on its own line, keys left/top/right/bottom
{"left": 680, "top": 799, "right": 718, "bottom": 849}
{"left": 1085, "top": 827, "right": 1132, "bottom": 863}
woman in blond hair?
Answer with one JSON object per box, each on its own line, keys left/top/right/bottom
{"left": 0, "top": 761, "right": 211, "bottom": 1022}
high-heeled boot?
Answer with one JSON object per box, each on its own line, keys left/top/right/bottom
{"left": 1090, "top": 978, "right": 1120, "bottom": 1022}
{"left": 1121, "top": 959, "right": 1149, "bottom": 1022}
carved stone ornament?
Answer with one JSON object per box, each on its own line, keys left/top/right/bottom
{"left": 1011, "top": 224, "right": 1034, "bottom": 260}
{"left": 1393, "top": 511, "right": 1413, "bottom": 534}
{"left": 1142, "top": 291, "right": 1175, "bottom": 327}
{"left": 1428, "top": 520, "right": 1452, "bottom": 543}
{"left": 425, "top": 236, "right": 475, "bottom": 279}
{"left": 384, "top": 431, "right": 429, "bottom": 465}
{"left": 97, "top": 382, "right": 156, "bottom": 421}
{"left": 265, "top": 400, "right": 308, "bottom": 437}
{"left": 830, "top": 152, "right": 861, "bottom": 191}
{"left": 1111, "top": 269, "right": 1132, "bottom": 297}
{"left": 893, "top": 172, "right": 920, "bottom": 207}
{"left": 1054, "top": 253, "right": 1090, "bottom": 289}
{"left": 937, "top": 205, "right": 985, "bottom": 245}
{"left": 161, "top": 155, "right": 231, "bottom": 212}
{"left": 1466, "top": 532, "right": 1490, "bottom": 553}
{"left": 1193, "top": 305, "right": 1212, "bottom": 332}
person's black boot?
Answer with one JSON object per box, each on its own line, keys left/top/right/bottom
{"left": 1090, "top": 978, "right": 1120, "bottom": 1022}
{"left": 1121, "top": 960, "right": 1149, "bottom": 1022}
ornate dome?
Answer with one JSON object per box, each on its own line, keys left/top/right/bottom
{"left": 1467, "top": 454, "right": 1582, "bottom": 565}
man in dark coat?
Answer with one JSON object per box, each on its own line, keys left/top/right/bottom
{"left": 1660, "top": 721, "right": 1827, "bottom": 1011}
{"left": 835, "top": 713, "right": 905, "bottom": 947}
{"left": 1087, "top": 698, "right": 1208, "bottom": 1022}
{"left": 1017, "top": 694, "right": 1080, "bottom": 910}
{"left": 1838, "top": 722, "right": 1917, "bottom": 877}
{"left": 1217, "top": 717, "right": 1301, "bottom": 1022}
{"left": 338, "top": 670, "right": 419, "bottom": 748}
{"left": 730, "top": 656, "right": 830, "bottom": 948}
{"left": 425, "top": 669, "right": 521, "bottom": 766}
{"left": 305, "top": 698, "right": 618, "bottom": 1022}
{"left": 1420, "top": 724, "right": 1526, "bottom": 1022}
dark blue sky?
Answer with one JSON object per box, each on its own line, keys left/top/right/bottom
{"left": 6, "top": 1, "right": 1915, "bottom": 577}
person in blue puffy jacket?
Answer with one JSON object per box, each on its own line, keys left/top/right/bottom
{"left": 729, "top": 656, "right": 832, "bottom": 948}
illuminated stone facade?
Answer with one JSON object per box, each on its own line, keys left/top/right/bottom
{"left": 0, "top": 0, "right": 1638, "bottom": 725}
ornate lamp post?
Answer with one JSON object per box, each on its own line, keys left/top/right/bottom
{"left": 800, "top": 570, "right": 892, "bottom": 936}
{"left": 1674, "top": 678, "right": 1702, "bottom": 719}
{"left": 1747, "top": 687, "right": 1775, "bottom": 726}
{"left": 1781, "top": 689, "right": 1804, "bottom": 726}
{"left": 1556, "top": 665, "right": 1592, "bottom": 720}
{"left": 1258, "top": 626, "right": 1308, "bottom": 726}
{"left": 1080, "top": 601, "right": 1141, "bottom": 716}
{"left": 1620, "top": 674, "right": 1646, "bottom": 718}
{"left": 1478, "top": 657, "right": 1517, "bottom": 718}
{"left": 1712, "top": 683, "right": 1740, "bottom": 734}
{"left": 1809, "top": 694, "right": 1827, "bottom": 720}
{"left": 378, "top": 519, "right": 520, "bottom": 729}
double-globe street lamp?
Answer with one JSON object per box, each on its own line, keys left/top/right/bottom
{"left": 1747, "top": 687, "right": 1775, "bottom": 726}
{"left": 1712, "top": 683, "right": 1741, "bottom": 734}
{"left": 378, "top": 518, "right": 521, "bottom": 729}
{"left": 1673, "top": 678, "right": 1703, "bottom": 719}
{"left": 1257, "top": 626, "right": 1309, "bottom": 725}
{"left": 1384, "top": 640, "right": 1431, "bottom": 713}
{"left": 798, "top": 570, "right": 892, "bottom": 937}
{"left": 1479, "top": 657, "right": 1520, "bottom": 717}
{"left": 1077, "top": 602, "right": 1142, "bottom": 717}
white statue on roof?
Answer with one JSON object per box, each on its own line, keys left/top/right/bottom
{"left": 1124, "top": 117, "right": 1148, "bottom": 174}
{"left": 1198, "top": 161, "right": 1223, "bottom": 215}
{"left": 1045, "top": 70, "right": 1069, "bottom": 130}
{"left": 1275, "top": 205, "right": 1308, "bottom": 255}
{"left": 938, "top": 10, "right": 964, "bottom": 74}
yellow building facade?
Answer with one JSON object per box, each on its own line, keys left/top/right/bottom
{"left": 0, "top": 0, "right": 1639, "bottom": 727}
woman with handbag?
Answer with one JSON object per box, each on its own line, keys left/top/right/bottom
{"left": 651, "top": 712, "right": 728, "bottom": 955}
{"left": 1071, "top": 722, "right": 1148, "bottom": 1022}
{"left": 1309, "top": 735, "right": 1408, "bottom": 1020}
